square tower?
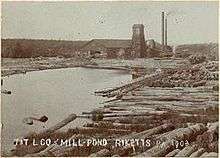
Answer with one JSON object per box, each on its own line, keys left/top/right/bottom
{"left": 131, "top": 24, "right": 146, "bottom": 58}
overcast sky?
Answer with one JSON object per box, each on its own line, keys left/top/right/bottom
{"left": 2, "top": 1, "right": 219, "bottom": 45}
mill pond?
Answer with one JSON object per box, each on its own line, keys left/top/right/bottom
{"left": 1, "top": 67, "right": 131, "bottom": 151}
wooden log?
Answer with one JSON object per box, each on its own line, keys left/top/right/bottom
{"left": 25, "top": 144, "right": 56, "bottom": 157}
{"left": 207, "top": 121, "right": 218, "bottom": 132}
{"left": 70, "top": 127, "right": 132, "bottom": 135}
{"left": 165, "top": 149, "right": 180, "bottom": 157}
{"left": 159, "top": 123, "right": 207, "bottom": 142}
{"left": 189, "top": 148, "right": 206, "bottom": 157}
{"left": 90, "top": 149, "right": 111, "bottom": 157}
{"left": 128, "top": 123, "right": 175, "bottom": 139}
{"left": 42, "top": 114, "right": 77, "bottom": 135}
{"left": 84, "top": 122, "right": 148, "bottom": 132}
{"left": 137, "top": 140, "right": 174, "bottom": 157}
{"left": 204, "top": 152, "right": 218, "bottom": 157}
{"left": 174, "top": 144, "right": 197, "bottom": 157}
{"left": 138, "top": 124, "right": 207, "bottom": 157}
{"left": 95, "top": 72, "right": 163, "bottom": 98}
{"left": 192, "top": 80, "right": 207, "bottom": 87}
{"left": 103, "top": 111, "right": 172, "bottom": 124}
{"left": 25, "top": 113, "right": 77, "bottom": 139}
{"left": 12, "top": 114, "right": 77, "bottom": 156}
{"left": 103, "top": 116, "right": 155, "bottom": 124}
{"left": 45, "top": 134, "right": 93, "bottom": 157}
{"left": 200, "top": 152, "right": 209, "bottom": 157}
{"left": 196, "top": 121, "right": 218, "bottom": 152}
{"left": 112, "top": 124, "right": 175, "bottom": 156}
{"left": 208, "top": 141, "right": 218, "bottom": 153}
{"left": 25, "top": 134, "right": 85, "bottom": 157}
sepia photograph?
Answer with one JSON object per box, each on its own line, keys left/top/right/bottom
{"left": 1, "top": 1, "right": 219, "bottom": 157}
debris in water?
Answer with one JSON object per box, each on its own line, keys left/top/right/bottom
{"left": 23, "top": 115, "right": 48, "bottom": 125}
{"left": 23, "top": 118, "right": 34, "bottom": 125}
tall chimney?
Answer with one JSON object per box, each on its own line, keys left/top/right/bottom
{"left": 161, "top": 12, "right": 165, "bottom": 46}
{"left": 165, "top": 17, "right": 167, "bottom": 46}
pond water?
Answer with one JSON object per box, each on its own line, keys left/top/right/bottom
{"left": 1, "top": 67, "right": 131, "bottom": 152}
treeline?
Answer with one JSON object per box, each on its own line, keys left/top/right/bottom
{"left": 1, "top": 39, "right": 88, "bottom": 58}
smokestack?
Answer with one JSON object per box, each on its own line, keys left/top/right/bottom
{"left": 165, "top": 17, "right": 167, "bottom": 46}
{"left": 161, "top": 12, "right": 165, "bottom": 46}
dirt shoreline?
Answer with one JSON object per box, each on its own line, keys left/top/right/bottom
{"left": 1, "top": 57, "right": 187, "bottom": 77}
{"left": 1, "top": 57, "right": 95, "bottom": 77}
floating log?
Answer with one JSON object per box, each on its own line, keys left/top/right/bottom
{"left": 196, "top": 121, "right": 218, "bottom": 152}
{"left": 112, "top": 124, "right": 175, "bottom": 156}
{"left": 29, "top": 114, "right": 77, "bottom": 138}
{"left": 90, "top": 149, "right": 111, "bottom": 157}
{"left": 25, "top": 144, "right": 56, "bottom": 157}
{"left": 139, "top": 124, "right": 207, "bottom": 157}
{"left": 137, "top": 140, "right": 174, "bottom": 157}
{"left": 28, "top": 134, "right": 92, "bottom": 157}
{"left": 1, "top": 90, "right": 12, "bottom": 94}
{"left": 128, "top": 123, "right": 175, "bottom": 139}
{"left": 189, "top": 148, "right": 206, "bottom": 157}
{"left": 165, "top": 149, "right": 180, "bottom": 157}
{"left": 12, "top": 114, "right": 77, "bottom": 156}
{"left": 159, "top": 123, "right": 207, "bottom": 142}
{"left": 192, "top": 80, "right": 207, "bottom": 87}
{"left": 204, "top": 152, "right": 218, "bottom": 157}
{"left": 200, "top": 152, "right": 209, "bottom": 157}
{"left": 70, "top": 127, "right": 132, "bottom": 135}
{"left": 103, "top": 115, "right": 155, "bottom": 124}
{"left": 95, "top": 71, "right": 163, "bottom": 98}
{"left": 84, "top": 122, "right": 148, "bottom": 132}
{"left": 174, "top": 144, "right": 197, "bottom": 157}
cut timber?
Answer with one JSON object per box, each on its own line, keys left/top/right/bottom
{"left": 196, "top": 121, "right": 218, "bottom": 152}
{"left": 95, "top": 71, "right": 163, "bottom": 98}
{"left": 103, "top": 116, "right": 154, "bottom": 124}
{"left": 165, "top": 149, "right": 180, "bottom": 157}
{"left": 122, "top": 123, "right": 174, "bottom": 141}
{"left": 90, "top": 149, "right": 111, "bottom": 157}
{"left": 128, "top": 123, "right": 175, "bottom": 139}
{"left": 84, "top": 122, "right": 148, "bottom": 132}
{"left": 102, "top": 111, "right": 173, "bottom": 124}
{"left": 25, "top": 134, "right": 83, "bottom": 157}
{"left": 102, "top": 111, "right": 167, "bottom": 118}
{"left": 190, "top": 148, "right": 206, "bottom": 157}
{"left": 139, "top": 124, "right": 207, "bottom": 157}
{"left": 204, "top": 152, "right": 218, "bottom": 157}
{"left": 48, "top": 135, "right": 93, "bottom": 157}
{"left": 112, "top": 124, "right": 175, "bottom": 156}
{"left": 137, "top": 140, "right": 174, "bottom": 157}
{"left": 70, "top": 127, "right": 132, "bottom": 135}
{"left": 200, "top": 152, "right": 209, "bottom": 157}
{"left": 12, "top": 114, "right": 77, "bottom": 156}
{"left": 159, "top": 123, "right": 207, "bottom": 142}
{"left": 174, "top": 144, "right": 197, "bottom": 157}
{"left": 25, "top": 113, "right": 77, "bottom": 139}
{"left": 25, "top": 145, "right": 56, "bottom": 157}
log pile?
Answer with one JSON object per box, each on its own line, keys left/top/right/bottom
{"left": 95, "top": 61, "right": 218, "bottom": 99}
{"left": 6, "top": 60, "right": 218, "bottom": 157}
